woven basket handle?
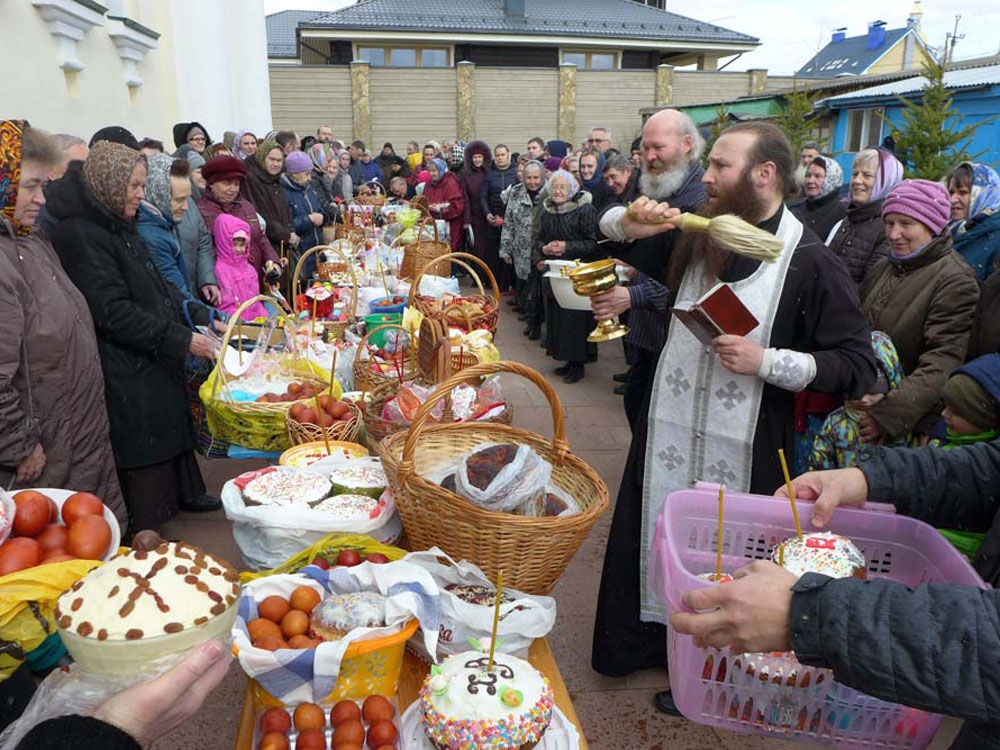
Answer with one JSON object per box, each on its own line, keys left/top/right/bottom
{"left": 356, "top": 323, "right": 413, "bottom": 359}
{"left": 212, "top": 293, "right": 279, "bottom": 401}
{"left": 441, "top": 303, "right": 474, "bottom": 333}
{"left": 397, "top": 361, "right": 570, "bottom": 483}
{"left": 410, "top": 254, "right": 486, "bottom": 301}
{"left": 303, "top": 244, "right": 359, "bottom": 317}
{"left": 417, "top": 216, "right": 441, "bottom": 244}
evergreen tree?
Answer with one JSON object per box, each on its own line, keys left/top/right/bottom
{"left": 776, "top": 82, "right": 821, "bottom": 155}
{"left": 889, "top": 59, "right": 993, "bottom": 179}
{"left": 702, "top": 103, "right": 729, "bottom": 168}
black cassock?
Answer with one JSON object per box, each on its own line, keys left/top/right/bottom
{"left": 592, "top": 209, "right": 876, "bottom": 677}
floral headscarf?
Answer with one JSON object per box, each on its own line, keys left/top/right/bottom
{"left": 952, "top": 162, "right": 1000, "bottom": 236}
{"left": 871, "top": 330, "right": 903, "bottom": 390}
{"left": 143, "top": 152, "right": 174, "bottom": 219}
{"left": 812, "top": 156, "right": 844, "bottom": 200}
{"left": 0, "top": 119, "right": 29, "bottom": 236}
{"left": 83, "top": 140, "right": 143, "bottom": 219}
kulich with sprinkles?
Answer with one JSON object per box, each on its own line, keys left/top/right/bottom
{"left": 772, "top": 533, "right": 866, "bottom": 579}
{"left": 419, "top": 642, "right": 554, "bottom": 749}
{"left": 309, "top": 591, "right": 387, "bottom": 641}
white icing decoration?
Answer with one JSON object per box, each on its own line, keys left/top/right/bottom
{"left": 424, "top": 650, "right": 545, "bottom": 722}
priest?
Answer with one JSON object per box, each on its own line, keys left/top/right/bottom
{"left": 591, "top": 122, "right": 876, "bottom": 709}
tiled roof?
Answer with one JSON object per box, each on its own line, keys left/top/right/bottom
{"left": 266, "top": 9, "right": 323, "bottom": 58}
{"left": 298, "top": 0, "right": 758, "bottom": 45}
{"left": 796, "top": 27, "right": 919, "bottom": 79}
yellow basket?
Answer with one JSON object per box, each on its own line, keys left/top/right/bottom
{"left": 248, "top": 618, "right": 419, "bottom": 705}
{"left": 239, "top": 532, "right": 406, "bottom": 583}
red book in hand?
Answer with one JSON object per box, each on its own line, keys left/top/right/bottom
{"left": 670, "top": 282, "right": 759, "bottom": 345}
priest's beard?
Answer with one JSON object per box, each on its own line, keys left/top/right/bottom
{"left": 793, "top": 163, "right": 807, "bottom": 191}
{"left": 666, "top": 168, "right": 770, "bottom": 291}
{"left": 639, "top": 160, "right": 689, "bottom": 200}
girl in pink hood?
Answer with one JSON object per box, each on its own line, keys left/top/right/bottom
{"left": 213, "top": 213, "right": 268, "bottom": 321}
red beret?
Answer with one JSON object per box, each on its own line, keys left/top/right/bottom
{"left": 202, "top": 155, "right": 246, "bottom": 185}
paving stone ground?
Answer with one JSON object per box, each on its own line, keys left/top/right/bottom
{"left": 155, "top": 296, "right": 960, "bottom": 749}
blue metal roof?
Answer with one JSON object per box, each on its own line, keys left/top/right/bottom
{"left": 295, "top": 0, "right": 758, "bottom": 45}
{"left": 796, "top": 27, "right": 918, "bottom": 79}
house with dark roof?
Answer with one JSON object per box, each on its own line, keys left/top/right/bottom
{"left": 265, "top": 0, "right": 775, "bottom": 152}
{"left": 796, "top": 9, "right": 935, "bottom": 79}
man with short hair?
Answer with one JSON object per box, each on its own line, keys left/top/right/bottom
{"left": 482, "top": 143, "right": 518, "bottom": 293}
{"left": 275, "top": 131, "right": 300, "bottom": 156}
{"left": 48, "top": 134, "right": 88, "bottom": 180}
{"left": 795, "top": 140, "right": 823, "bottom": 194}
{"left": 589, "top": 127, "right": 613, "bottom": 157}
{"left": 526, "top": 137, "right": 545, "bottom": 160}
{"left": 592, "top": 121, "right": 876, "bottom": 716}
{"left": 603, "top": 153, "right": 636, "bottom": 199}
{"left": 316, "top": 125, "right": 333, "bottom": 143}
{"left": 347, "top": 140, "right": 367, "bottom": 194}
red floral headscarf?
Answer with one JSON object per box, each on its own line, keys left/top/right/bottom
{"left": 0, "top": 119, "right": 30, "bottom": 236}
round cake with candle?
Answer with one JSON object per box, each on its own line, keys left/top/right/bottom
{"left": 772, "top": 533, "right": 866, "bottom": 579}
{"left": 419, "top": 641, "right": 554, "bottom": 749}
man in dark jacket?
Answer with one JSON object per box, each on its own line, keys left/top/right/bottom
{"left": 672, "top": 438, "right": 1000, "bottom": 749}
{"left": 483, "top": 143, "right": 518, "bottom": 292}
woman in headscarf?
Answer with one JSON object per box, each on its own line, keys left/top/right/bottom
{"left": 423, "top": 158, "right": 466, "bottom": 254}
{"left": 46, "top": 140, "right": 223, "bottom": 534}
{"left": 827, "top": 147, "right": 904, "bottom": 286}
{"left": 240, "top": 139, "right": 297, "bottom": 253}
{"left": 172, "top": 122, "right": 211, "bottom": 154}
{"left": 945, "top": 161, "right": 1000, "bottom": 281}
{"left": 0, "top": 120, "right": 125, "bottom": 527}
{"left": 790, "top": 155, "right": 846, "bottom": 241}
{"left": 234, "top": 130, "right": 257, "bottom": 161}
{"left": 308, "top": 144, "right": 343, "bottom": 221}
{"left": 460, "top": 140, "right": 492, "bottom": 263}
{"left": 500, "top": 159, "right": 545, "bottom": 337}
{"left": 579, "top": 148, "right": 610, "bottom": 209}
{"left": 199, "top": 155, "right": 283, "bottom": 290}
{"left": 860, "top": 180, "right": 979, "bottom": 444}
{"left": 532, "top": 169, "right": 600, "bottom": 383}
{"left": 338, "top": 151, "right": 354, "bottom": 199}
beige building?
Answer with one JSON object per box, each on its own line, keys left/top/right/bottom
{"left": 2, "top": 0, "right": 273, "bottom": 145}
{"left": 266, "top": 0, "right": 789, "bottom": 151}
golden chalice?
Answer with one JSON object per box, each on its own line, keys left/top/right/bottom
{"left": 569, "top": 259, "right": 629, "bottom": 343}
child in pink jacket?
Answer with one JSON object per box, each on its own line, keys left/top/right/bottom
{"left": 213, "top": 213, "right": 269, "bottom": 321}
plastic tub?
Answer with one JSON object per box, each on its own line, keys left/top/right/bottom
{"left": 279, "top": 440, "right": 369, "bottom": 468}
{"left": 368, "top": 296, "right": 408, "bottom": 316}
{"left": 59, "top": 599, "right": 239, "bottom": 675}
{"left": 653, "top": 484, "right": 987, "bottom": 748}
{"left": 363, "top": 313, "right": 402, "bottom": 347}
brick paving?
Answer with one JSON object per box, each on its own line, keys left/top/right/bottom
{"left": 154, "top": 298, "right": 960, "bottom": 749}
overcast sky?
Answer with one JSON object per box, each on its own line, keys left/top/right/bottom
{"left": 264, "top": 0, "right": 1000, "bottom": 74}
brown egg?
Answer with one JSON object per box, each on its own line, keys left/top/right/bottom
{"left": 287, "top": 634, "right": 320, "bottom": 649}
{"left": 12, "top": 491, "right": 51, "bottom": 538}
{"left": 280, "top": 609, "right": 309, "bottom": 639}
{"left": 248, "top": 618, "right": 283, "bottom": 642}
{"left": 66, "top": 515, "right": 111, "bottom": 560}
{"left": 258, "top": 595, "right": 291, "bottom": 624}
{"left": 299, "top": 408, "right": 318, "bottom": 425}
{"left": 0, "top": 537, "right": 41, "bottom": 574}
{"left": 290, "top": 586, "right": 321, "bottom": 615}
{"left": 60, "top": 492, "right": 104, "bottom": 526}
{"left": 332, "top": 719, "right": 365, "bottom": 747}
{"left": 253, "top": 635, "right": 288, "bottom": 651}
{"left": 366, "top": 719, "right": 398, "bottom": 748}
{"left": 329, "top": 699, "right": 361, "bottom": 727}
{"left": 290, "top": 403, "right": 309, "bottom": 422}
{"left": 35, "top": 524, "right": 69, "bottom": 553}
{"left": 259, "top": 731, "right": 290, "bottom": 750}
{"left": 362, "top": 695, "right": 395, "bottom": 723}
{"left": 293, "top": 702, "right": 325, "bottom": 732}
{"left": 295, "top": 729, "right": 326, "bottom": 750}
{"left": 328, "top": 401, "right": 348, "bottom": 419}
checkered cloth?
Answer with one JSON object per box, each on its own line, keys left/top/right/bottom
{"left": 233, "top": 562, "right": 440, "bottom": 703}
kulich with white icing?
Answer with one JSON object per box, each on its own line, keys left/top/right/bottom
{"left": 419, "top": 648, "right": 554, "bottom": 750}
{"left": 772, "top": 533, "right": 866, "bottom": 579}
{"left": 241, "top": 468, "right": 331, "bottom": 507}
{"left": 327, "top": 462, "right": 386, "bottom": 499}
{"left": 309, "top": 591, "right": 387, "bottom": 641}
{"left": 55, "top": 542, "right": 239, "bottom": 641}
{"left": 311, "top": 493, "right": 380, "bottom": 519}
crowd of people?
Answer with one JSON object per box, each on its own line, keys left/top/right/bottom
{"left": 2, "top": 108, "right": 1000, "bottom": 748}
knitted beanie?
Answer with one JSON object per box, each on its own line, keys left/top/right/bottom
{"left": 942, "top": 373, "right": 1000, "bottom": 430}
{"left": 285, "top": 150, "right": 313, "bottom": 174}
{"left": 881, "top": 179, "right": 951, "bottom": 236}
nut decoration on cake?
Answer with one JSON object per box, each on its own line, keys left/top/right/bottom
{"left": 55, "top": 542, "right": 239, "bottom": 641}
{"left": 419, "top": 639, "right": 554, "bottom": 750}
{"left": 772, "top": 533, "right": 866, "bottom": 579}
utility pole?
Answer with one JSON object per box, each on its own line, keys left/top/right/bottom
{"left": 944, "top": 15, "right": 964, "bottom": 65}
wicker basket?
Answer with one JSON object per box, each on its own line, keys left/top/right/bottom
{"left": 286, "top": 400, "right": 363, "bottom": 446}
{"left": 352, "top": 323, "right": 418, "bottom": 395}
{"left": 199, "top": 295, "right": 338, "bottom": 451}
{"left": 355, "top": 180, "right": 387, "bottom": 207}
{"left": 417, "top": 315, "right": 479, "bottom": 385}
{"left": 291, "top": 245, "right": 358, "bottom": 342}
{"left": 411, "top": 252, "right": 499, "bottom": 335}
{"left": 316, "top": 239, "right": 356, "bottom": 282}
{"left": 400, "top": 218, "right": 450, "bottom": 280}
{"left": 377, "top": 361, "right": 609, "bottom": 594}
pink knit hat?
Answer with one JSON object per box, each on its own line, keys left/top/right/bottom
{"left": 881, "top": 179, "right": 951, "bottom": 236}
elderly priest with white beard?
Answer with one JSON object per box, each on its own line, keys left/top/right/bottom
{"left": 590, "top": 120, "right": 876, "bottom": 718}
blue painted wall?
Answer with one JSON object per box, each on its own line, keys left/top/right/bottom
{"left": 828, "top": 83, "right": 1000, "bottom": 183}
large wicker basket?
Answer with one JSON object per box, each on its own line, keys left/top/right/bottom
{"left": 199, "top": 295, "right": 338, "bottom": 451}
{"left": 399, "top": 218, "right": 450, "bottom": 280}
{"left": 417, "top": 316, "right": 478, "bottom": 385}
{"left": 377, "top": 361, "right": 608, "bottom": 594}
{"left": 411, "top": 252, "right": 499, "bottom": 335}
{"left": 286, "top": 399, "right": 363, "bottom": 446}
{"left": 292, "top": 244, "right": 358, "bottom": 342}
{"left": 352, "top": 323, "right": 418, "bottom": 395}
{"left": 355, "top": 180, "right": 387, "bottom": 207}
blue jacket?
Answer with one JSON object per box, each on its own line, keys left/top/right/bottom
{"left": 482, "top": 163, "right": 519, "bottom": 217}
{"left": 281, "top": 175, "right": 323, "bottom": 255}
{"left": 175, "top": 196, "right": 216, "bottom": 290}
{"left": 358, "top": 160, "right": 383, "bottom": 186}
{"left": 953, "top": 211, "right": 1000, "bottom": 281}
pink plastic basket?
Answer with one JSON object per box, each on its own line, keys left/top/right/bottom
{"left": 653, "top": 483, "right": 987, "bottom": 748}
